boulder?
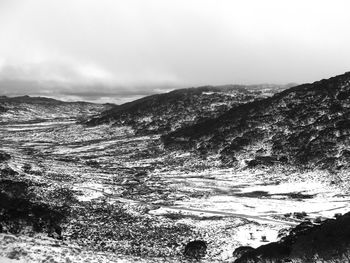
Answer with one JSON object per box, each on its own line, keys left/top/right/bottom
{"left": 184, "top": 240, "right": 207, "bottom": 260}
{"left": 232, "top": 246, "right": 254, "bottom": 259}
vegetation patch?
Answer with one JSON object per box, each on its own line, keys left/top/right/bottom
{"left": 0, "top": 179, "right": 70, "bottom": 236}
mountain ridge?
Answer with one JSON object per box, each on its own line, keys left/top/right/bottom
{"left": 0, "top": 95, "right": 115, "bottom": 106}
{"left": 0, "top": 95, "right": 113, "bottom": 124}
{"left": 162, "top": 71, "right": 350, "bottom": 170}
{"left": 86, "top": 84, "right": 293, "bottom": 134}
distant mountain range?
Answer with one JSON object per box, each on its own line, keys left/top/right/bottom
{"left": 162, "top": 72, "right": 350, "bottom": 170}
{"left": 0, "top": 95, "right": 72, "bottom": 105}
{"left": 0, "top": 95, "right": 112, "bottom": 124}
{"left": 86, "top": 84, "right": 294, "bottom": 134}
{"left": 0, "top": 95, "right": 115, "bottom": 105}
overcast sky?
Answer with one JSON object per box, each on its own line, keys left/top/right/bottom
{"left": 0, "top": 0, "right": 350, "bottom": 103}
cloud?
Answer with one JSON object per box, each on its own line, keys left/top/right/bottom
{"left": 0, "top": 0, "right": 350, "bottom": 103}
{"left": 0, "top": 60, "right": 181, "bottom": 103}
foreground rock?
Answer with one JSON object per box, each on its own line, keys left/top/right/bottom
{"left": 234, "top": 212, "right": 350, "bottom": 262}
{"left": 184, "top": 240, "right": 207, "bottom": 260}
{"left": 232, "top": 246, "right": 254, "bottom": 260}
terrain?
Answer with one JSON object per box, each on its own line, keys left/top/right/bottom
{"left": 163, "top": 72, "right": 350, "bottom": 171}
{"left": 0, "top": 77, "right": 350, "bottom": 263}
{"left": 233, "top": 212, "right": 350, "bottom": 262}
{"left": 86, "top": 84, "right": 293, "bottom": 134}
{"left": 0, "top": 95, "right": 113, "bottom": 125}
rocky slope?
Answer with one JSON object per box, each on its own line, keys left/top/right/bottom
{"left": 233, "top": 212, "right": 350, "bottom": 263}
{"left": 0, "top": 95, "right": 112, "bottom": 124}
{"left": 86, "top": 84, "right": 292, "bottom": 134}
{"left": 162, "top": 72, "right": 350, "bottom": 170}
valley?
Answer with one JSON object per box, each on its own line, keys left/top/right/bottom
{"left": 1, "top": 76, "right": 350, "bottom": 262}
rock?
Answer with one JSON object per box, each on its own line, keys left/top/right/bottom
{"left": 293, "top": 211, "right": 307, "bottom": 220}
{"left": 85, "top": 160, "right": 100, "bottom": 168}
{"left": 234, "top": 242, "right": 291, "bottom": 263}
{"left": 247, "top": 156, "right": 279, "bottom": 168}
{"left": 232, "top": 246, "right": 254, "bottom": 259}
{"left": 234, "top": 212, "right": 350, "bottom": 262}
{"left": 184, "top": 240, "right": 207, "bottom": 260}
{"left": 334, "top": 213, "right": 342, "bottom": 219}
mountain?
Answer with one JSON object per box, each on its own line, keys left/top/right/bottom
{"left": 86, "top": 84, "right": 292, "bottom": 134}
{"left": 0, "top": 95, "right": 112, "bottom": 124}
{"left": 0, "top": 95, "right": 69, "bottom": 105}
{"left": 162, "top": 72, "right": 350, "bottom": 170}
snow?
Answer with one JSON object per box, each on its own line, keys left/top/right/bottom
{"left": 0, "top": 256, "right": 25, "bottom": 263}
{"left": 2, "top": 115, "right": 350, "bottom": 262}
{"left": 157, "top": 168, "right": 350, "bottom": 227}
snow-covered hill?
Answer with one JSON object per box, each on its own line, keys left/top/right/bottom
{"left": 163, "top": 72, "right": 350, "bottom": 170}
{"left": 0, "top": 96, "right": 112, "bottom": 124}
{"left": 86, "top": 84, "right": 292, "bottom": 134}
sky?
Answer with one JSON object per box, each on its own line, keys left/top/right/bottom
{"left": 0, "top": 0, "right": 350, "bottom": 103}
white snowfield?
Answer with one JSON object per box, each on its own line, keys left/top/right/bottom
{"left": 0, "top": 256, "right": 25, "bottom": 263}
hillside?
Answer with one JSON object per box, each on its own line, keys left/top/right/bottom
{"left": 0, "top": 95, "right": 70, "bottom": 105}
{"left": 162, "top": 72, "right": 350, "bottom": 170}
{"left": 0, "top": 95, "right": 112, "bottom": 124}
{"left": 86, "top": 84, "right": 292, "bottom": 134}
{"left": 1, "top": 78, "right": 350, "bottom": 262}
{"left": 234, "top": 212, "right": 350, "bottom": 262}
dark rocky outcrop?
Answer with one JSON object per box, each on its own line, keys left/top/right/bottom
{"left": 0, "top": 179, "right": 69, "bottom": 236}
{"left": 163, "top": 72, "right": 350, "bottom": 170}
{"left": 0, "top": 167, "right": 18, "bottom": 177}
{"left": 234, "top": 213, "right": 350, "bottom": 262}
{"left": 184, "top": 240, "right": 207, "bottom": 260}
{"left": 232, "top": 246, "right": 254, "bottom": 259}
